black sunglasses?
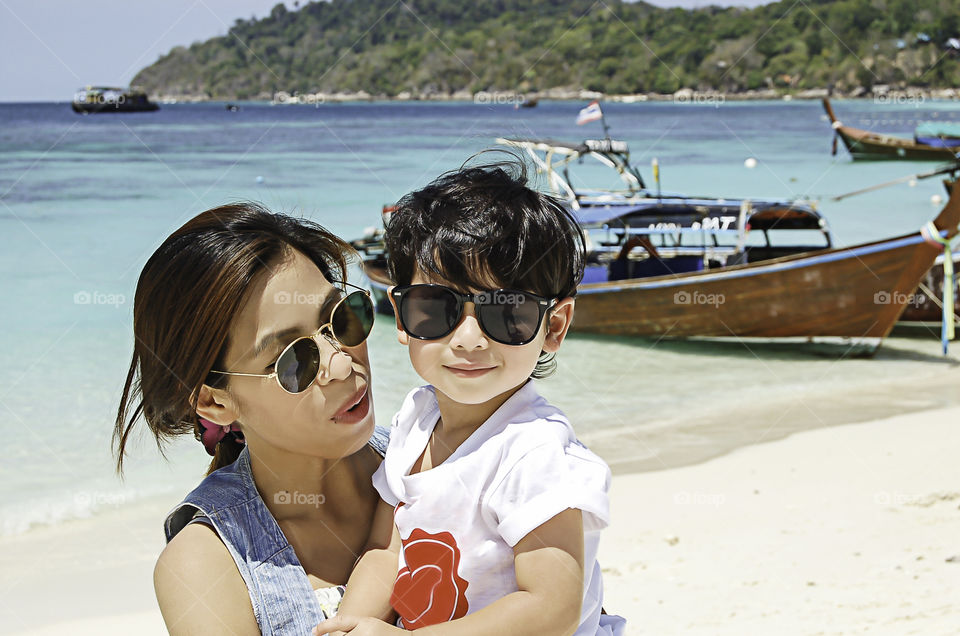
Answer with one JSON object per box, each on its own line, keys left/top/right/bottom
{"left": 391, "top": 284, "right": 557, "bottom": 346}
{"left": 209, "top": 283, "right": 375, "bottom": 394}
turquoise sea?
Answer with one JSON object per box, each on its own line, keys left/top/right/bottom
{"left": 2, "top": 98, "right": 960, "bottom": 535}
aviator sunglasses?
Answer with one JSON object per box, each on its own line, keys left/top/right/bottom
{"left": 391, "top": 284, "right": 557, "bottom": 346}
{"left": 209, "top": 282, "right": 374, "bottom": 394}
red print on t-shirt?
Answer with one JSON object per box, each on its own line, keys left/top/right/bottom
{"left": 390, "top": 527, "right": 470, "bottom": 629}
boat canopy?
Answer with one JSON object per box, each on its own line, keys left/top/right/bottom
{"left": 497, "top": 137, "right": 646, "bottom": 203}
{"left": 915, "top": 121, "right": 960, "bottom": 140}
{"left": 574, "top": 201, "right": 825, "bottom": 233}
{"left": 498, "top": 136, "right": 827, "bottom": 244}
{"left": 499, "top": 137, "right": 630, "bottom": 156}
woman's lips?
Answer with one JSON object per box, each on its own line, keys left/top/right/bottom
{"left": 333, "top": 385, "right": 370, "bottom": 424}
{"left": 443, "top": 364, "right": 495, "bottom": 378}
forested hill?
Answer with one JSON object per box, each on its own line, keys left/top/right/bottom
{"left": 132, "top": 0, "right": 960, "bottom": 100}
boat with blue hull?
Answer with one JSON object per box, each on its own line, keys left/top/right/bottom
{"left": 355, "top": 138, "right": 960, "bottom": 353}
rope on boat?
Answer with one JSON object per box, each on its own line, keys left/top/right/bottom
{"left": 916, "top": 282, "right": 960, "bottom": 320}
{"left": 920, "top": 222, "right": 956, "bottom": 354}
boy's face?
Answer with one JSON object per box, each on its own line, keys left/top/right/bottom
{"left": 392, "top": 270, "right": 573, "bottom": 406}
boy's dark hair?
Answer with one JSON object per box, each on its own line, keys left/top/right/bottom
{"left": 385, "top": 157, "right": 585, "bottom": 378}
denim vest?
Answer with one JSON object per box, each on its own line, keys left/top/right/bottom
{"left": 164, "top": 426, "right": 390, "bottom": 635}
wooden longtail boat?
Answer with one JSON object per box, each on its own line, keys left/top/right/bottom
{"left": 822, "top": 97, "right": 959, "bottom": 161}
{"left": 568, "top": 189, "right": 959, "bottom": 346}
{"left": 354, "top": 137, "right": 960, "bottom": 353}
{"left": 362, "top": 187, "right": 959, "bottom": 351}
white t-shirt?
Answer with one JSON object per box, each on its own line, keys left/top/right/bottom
{"left": 372, "top": 381, "right": 626, "bottom": 635}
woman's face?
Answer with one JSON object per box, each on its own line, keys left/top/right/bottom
{"left": 215, "top": 248, "right": 375, "bottom": 460}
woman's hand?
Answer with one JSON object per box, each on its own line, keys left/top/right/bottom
{"left": 313, "top": 615, "right": 407, "bottom": 636}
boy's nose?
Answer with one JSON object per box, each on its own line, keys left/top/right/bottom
{"left": 449, "top": 304, "right": 487, "bottom": 350}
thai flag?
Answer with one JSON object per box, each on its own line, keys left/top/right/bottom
{"left": 576, "top": 101, "right": 603, "bottom": 125}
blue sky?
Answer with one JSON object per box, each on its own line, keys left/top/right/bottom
{"left": 0, "top": 0, "right": 773, "bottom": 101}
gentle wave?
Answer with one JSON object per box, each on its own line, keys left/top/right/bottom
{"left": 0, "top": 484, "right": 173, "bottom": 536}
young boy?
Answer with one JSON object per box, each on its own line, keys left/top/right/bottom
{"left": 316, "top": 161, "right": 625, "bottom": 635}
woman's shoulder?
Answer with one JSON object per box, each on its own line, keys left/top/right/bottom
{"left": 164, "top": 453, "right": 259, "bottom": 542}
{"left": 155, "top": 522, "right": 259, "bottom": 634}
{"left": 158, "top": 520, "right": 232, "bottom": 574}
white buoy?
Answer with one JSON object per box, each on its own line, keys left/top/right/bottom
{"left": 256, "top": 176, "right": 265, "bottom": 184}
{"left": 744, "top": 157, "right": 758, "bottom": 169}
{"left": 908, "top": 179, "right": 918, "bottom": 187}
{"left": 932, "top": 194, "right": 944, "bottom": 205}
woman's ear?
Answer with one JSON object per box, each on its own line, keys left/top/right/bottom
{"left": 542, "top": 297, "right": 575, "bottom": 353}
{"left": 387, "top": 286, "right": 409, "bottom": 345}
{"left": 195, "top": 384, "right": 240, "bottom": 427}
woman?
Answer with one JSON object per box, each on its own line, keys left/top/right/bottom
{"left": 114, "top": 202, "right": 389, "bottom": 634}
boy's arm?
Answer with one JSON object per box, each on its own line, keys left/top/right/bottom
{"left": 335, "top": 499, "right": 402, "bottom": 620}
{"left": 317, "top": 508, "right": 585, "bottom": 636}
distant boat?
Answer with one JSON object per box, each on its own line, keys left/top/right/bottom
{"left": 353, "top": 137, "right": 960, "bottom": 353}
{"left": 71, "top": 86, "right": 159, "bottom": 114}
{"left": 822, "top": 97, "right": 959, "bottom": 160}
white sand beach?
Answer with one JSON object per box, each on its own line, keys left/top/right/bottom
{"left": 2, "top": 408, "right": 958, "bottom": 635}
{"left": 0, "top": 494, "right": 173, "bottom": 635}
{"left": 600, "top": 408, "right": 960, "bottom": 634}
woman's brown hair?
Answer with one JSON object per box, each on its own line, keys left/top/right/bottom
{"left": 114, "top": 202, "right": 354, "bottom": 475}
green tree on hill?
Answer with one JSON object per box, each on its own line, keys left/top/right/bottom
{"left": 132, "top": 0, "right": 960, "bottom": 99}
